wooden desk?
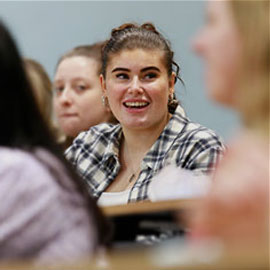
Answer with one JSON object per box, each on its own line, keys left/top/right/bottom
{"left": 101, "top": 198, "right": 198, "bottom": 217}
{"left": 100, "top": 199, "right": 197, "bottom": 242}
{"left": 1, "top": 241, "right": 268, "bottom": 270}
{"left": 4, "top": 200, "right": 266, "bottom": 269}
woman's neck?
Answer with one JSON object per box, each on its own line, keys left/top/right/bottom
{"left": 121, "top": 113, "right": 172, "bottom": 160}
{"left": 106, "top": 113, "right": 172, "bottom": 192}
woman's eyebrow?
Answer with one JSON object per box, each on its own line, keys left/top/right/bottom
{"left": 141, "top": 66, "right": 160, "bottom": 72}
{"left": 53, "top": 79, "right": 63, "bottom": 85}
{"left": 111, "top": 67, "right": 130, "bottom": 73}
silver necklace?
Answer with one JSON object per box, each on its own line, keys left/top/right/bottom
{"left": 128, "top": 173, "right": 136, "bottom": 183}
{"left": 125, "top": 144, "right": 141, "bottom": 183}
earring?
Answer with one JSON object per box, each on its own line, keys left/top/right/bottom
{"left": 102, "top": 95, "right": 107, "bottom": 107}
{"left": 168, "top": 92, "right": 179, "bottom": 113}
{"left": 169, "top": 93, "right": 174, "bottom": 101}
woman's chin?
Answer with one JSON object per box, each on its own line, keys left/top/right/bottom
{"left": 61, "top": 126, "right": 81, "bottom": 138}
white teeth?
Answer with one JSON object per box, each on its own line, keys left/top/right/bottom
{"left": 124, "top": 101, "right": 148, "bottom": 108}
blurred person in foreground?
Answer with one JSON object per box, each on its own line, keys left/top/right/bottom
{"left": 0, "top": 20, "right": 109, "bottom": 265}
{"left": 189, "top": 0, "right": 269, "bottom": 253}
{"left": 53, "top": 42, "right": 117, "bottom": 149}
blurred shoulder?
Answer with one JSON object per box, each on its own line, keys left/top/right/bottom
{"left": 0, "top": 147, "right": 46, "bottom": 169}
{"left": 172, "top": 113, "right": 225, "bottom": 150}
{"left": 187, "top": 121, "right": 224, "bottom": 142}
{"left": 173, "top": 106, "right": 223, "bottom": 141}
{"left": 0, "top": 147, "right": 61, "bottom": 195}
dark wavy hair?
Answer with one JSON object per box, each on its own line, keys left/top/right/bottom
{"left": 0, "top": 20, "right": 110, "bottom": 246}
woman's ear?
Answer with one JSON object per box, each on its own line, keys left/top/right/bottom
{"left": 169, "top": 72, "right": 176, "bottom": 94}
{"left": 100, "top": 74, "right": 111, "bottom": 112}
{"left": 100, "top": 74, "right": 107, "bottom": 95}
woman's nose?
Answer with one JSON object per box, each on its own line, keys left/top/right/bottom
{"left": 191, "top": 30, "right": 205, "bottom": 56}
{"left": 128, "top": 77, "right": 143, "bottom": 94}
{"left": 59, "top": 87, "right": 73, "bottom": 105}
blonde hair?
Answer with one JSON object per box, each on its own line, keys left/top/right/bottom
{"left": 57, "top": 42, "right": 105, "bottom": 76}
{"left": 24, "top": 58, "right": 62, "bottom": 139}
{"left": 229, "top": 0, "right": 269, "bottom": 137}
{"left": 24, "top": 59, "right": 52, "bottom": 122}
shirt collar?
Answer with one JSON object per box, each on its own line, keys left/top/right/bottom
{"left": 101, "top": 105, "right": 187, "bottom": 170}
{"left": 143, "top": 104, "right": 188, "bottom": 170}
{"left": 102, "top": 124, "right": 122, "bottom": 163}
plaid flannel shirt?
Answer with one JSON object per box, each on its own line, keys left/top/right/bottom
{"left": 65, "top": 105, "right": 225, "bottom": 202}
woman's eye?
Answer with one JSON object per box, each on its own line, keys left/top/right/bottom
{"left": 76, "top": 85, "right": 87, "bottom": 91}
{"left": 116, "top": 73, "right": 129, "bottom": 80}
{"left": 54, "top": 86, "right": 64, "bottom": 94}
{"left": 144, "top": 73, "right": 157, "bottom": 80}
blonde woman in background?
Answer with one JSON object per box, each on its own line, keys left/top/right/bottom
{"left": 53, "top": 42, "right": 117, "bottom": 148}
{"left": 190, "top": 0, "right": 269, "bottom": 253}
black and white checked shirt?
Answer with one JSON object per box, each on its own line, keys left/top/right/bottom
{"left": 65, "top": 105, "right": 225, "bottom": 202}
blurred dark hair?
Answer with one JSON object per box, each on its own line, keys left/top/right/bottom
{"left": 0, "top": 20, "right": 110, "bottom": 246}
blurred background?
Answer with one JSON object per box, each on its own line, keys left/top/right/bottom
{"left": 0, "top": 1, "right": 239, "bottom": 141}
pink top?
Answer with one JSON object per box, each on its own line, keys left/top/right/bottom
{"left": 0, "top": 147, "right": 97, "bottom": 265}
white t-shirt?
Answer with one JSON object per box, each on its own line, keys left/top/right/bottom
{"left": 98, "top": 189, "right": 131, "bottom": 206}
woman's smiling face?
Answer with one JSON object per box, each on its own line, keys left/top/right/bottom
{"left": 101, "top": 48, "right": 175, "bottom": 132}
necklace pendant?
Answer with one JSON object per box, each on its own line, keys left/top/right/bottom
{"left": 129, "top": 173, "right": 135, "bottom": 183}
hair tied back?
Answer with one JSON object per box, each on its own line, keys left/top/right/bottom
{"left": 111, "top": 23, "right": 137, "bottom": 37}
{"left": 141, "top": 23, "right": 159, "bottom": 35}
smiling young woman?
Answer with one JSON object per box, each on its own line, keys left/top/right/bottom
{"left": 65, "top": 22, "right": 225, "bottom": 206}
